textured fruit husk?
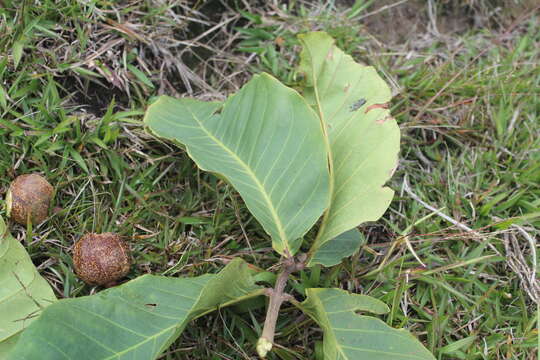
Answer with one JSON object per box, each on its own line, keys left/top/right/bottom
{"left": 73, "top": 233, "right": 131, "bottom": 286}
{"left": 7, "top": 174, "right": 54, "bottom": 225}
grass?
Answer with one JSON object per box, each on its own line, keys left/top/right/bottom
{"left": 0, "top": 0, "right": 538, "bottom": 359}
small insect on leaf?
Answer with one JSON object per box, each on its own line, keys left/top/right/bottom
{"left": 349, "top": 98, "right": 366, "bottom": 112}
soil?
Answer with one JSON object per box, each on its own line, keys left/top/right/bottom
{"left": 60, "top": 76, "right": 131, "bottom": 116}
{"left": 56, "top": 0, "right": 537, "bottom": 116}
{"left": 343, "top": 0, "right": 535, "bottom": 44}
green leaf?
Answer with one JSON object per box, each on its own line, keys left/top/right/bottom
{"left": 439, "top": 336, "right": 476, "bottom": 355}
{"left": 0, "top": 217, "right": 56, "bottom": 354}
{"left": 0, "top": 84, "right": 7, "bottom": 110}
{"left": 8, "top": 259, "right": 263, "bottom": 360}
{"left": 144, "top": 73, "right": 329, "bottom": 256}
{"left": 298, "top": 32, "right": 400, "bottom": 266}
{"left": 0, "top": 333, "right": 20, "bottom": 359}
{"left": 127, "top": 64, "right": 155, "bottom": 89}
{"left": 12, "top": 40, "right": 25, "bottom": 70}
{"left": 298, "top": 288, "right": 435, "bottom": 360}
{"left": 308, "top": 228, "right": 365, "bottom": 267}
{"left": 69, "top": 147, "right": 89, "bottom": 173}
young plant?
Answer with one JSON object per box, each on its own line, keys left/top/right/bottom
{"left": 144, "top": 31, "right": 409, "bottom": 358}
{"left": 2, "top": 32, "right": 435, "bottom": 359}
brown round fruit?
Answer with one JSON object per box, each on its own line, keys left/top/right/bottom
{"left": 6, "top": 174, "right": 54, "bottom": 225}
{"left": 73, "top": 233, "right": 131, "bottom": 286}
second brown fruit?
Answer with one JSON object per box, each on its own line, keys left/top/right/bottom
{"left": 72, "top": 233, "right": 131, "bottom": 286}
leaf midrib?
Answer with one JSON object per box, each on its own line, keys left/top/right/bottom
{"left": 308, "top": 291, "right": 349, "bottom": 360}
{"left": 102, "top": 274, "right": 209, "bottom": 359}
{"left": 183, "top": 103, "right": 289, "bottom": 250}
{"left": 300, "top": 38, "right": 336, "bottom": 258}
{"left": 100, "top": 284, "right": 263, "bottom": 359}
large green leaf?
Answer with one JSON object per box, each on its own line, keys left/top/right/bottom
{"left": 299, "top": 288, "right": 435, "bottom": 360}
{"left": 8, "top": 259, "right": 263, "bottom": 360}
{"left": 0, "top": 216, "right": 56, "bottom": 357}
{"left": 298, "top": 32, "right": 400, "bottom": 266}
{"left": 144, "top": 73, "right": 329, "bottom": 256}
{"left": 0, "top": 334, "right": 19, "bottom": 359}
{"left": 308, "top": 228, "right": 365, "bottom": 267}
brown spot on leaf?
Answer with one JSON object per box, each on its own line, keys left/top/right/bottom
{"left": 327, "top": 48, "right": 334, "bottom": 60}
{"left": 376, "top": 116, "right": 393, "bottom": 124}
{"left": 365, "top": 103, "right": 389, "bottom": 114}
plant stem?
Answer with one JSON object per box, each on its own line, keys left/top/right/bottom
{"left": 257, "top": 255, "right": 305, "bottom": 358}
